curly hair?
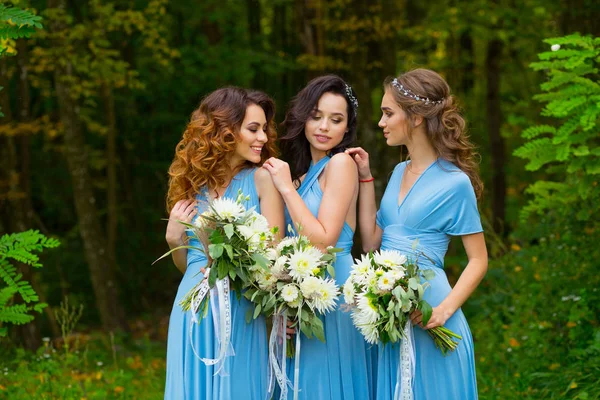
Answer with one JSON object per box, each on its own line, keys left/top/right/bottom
{"left": 384, "top": 69, "right": 483, "bottom": 199}
{"left": 166, "top": 87, "right": 278, "bottom": 212}
{"left": 280, "top": 75, "right": 358, "bottom": 186}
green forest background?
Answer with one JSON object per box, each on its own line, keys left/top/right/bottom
{"left": 0, "top": 0, "right": 599, "bottom": 399}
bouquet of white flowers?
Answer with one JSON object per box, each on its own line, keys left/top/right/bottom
{"left": 157, "top": 190, "right": 277, "bottom": 373}
{"left": 343, "top": 249, "right": 462, "bottom": 399}
{"left": 244, "top": 230, "right": 340, "bottom": 400}
{"left": 176, "top": 191, "right": 277, "bottom": 315}
{"left": 343, "top": 249, "right": 461, "bottom": 352}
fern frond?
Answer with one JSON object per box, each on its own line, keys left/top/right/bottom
{"left": 0, "top": 4, "right": 43, "bottom": 28}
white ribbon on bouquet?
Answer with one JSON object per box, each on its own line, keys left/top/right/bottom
{"left": 394, "top": 320, "right": 416, "bottom": 400}
{"left": 188, "top": 269, "right": 234, "bottom": 376}
{"left": 266, "top": 313, "right": 301, "bottom": 400}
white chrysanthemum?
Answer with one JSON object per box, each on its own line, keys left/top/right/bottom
{"left": 287, "top": 297, "right": 301, "bottom": 308}
{"left": 374, "top": 250, "right": 407, "bottom": 269}
{"left": 265, "top": 248, "right": 277, "bottom": 262}
{"left": 311, "top": 278, "right": 339, "bottom": 313}
{"left": 288, "top": 249, "right": 321, "bottom": 280}
{"left": 389, "top": 268, "right": 406, "bottom": 280}
{"left": 305, "top": 246, "right": 324, "bottom": 262}
{"left": 257, "top": 271, "right": 278, "bottom": 291}
{"left": 212, "top": 198, "right": 245, "bottom": 222}
{"left": 276, "top": 237, "right": 297, "bottom": 253}
{"left": 343, "top": 279, "right": 357, "bottom": 305}
{"left": 299, "top": 276, "right": 322, "bottom": 298}
{"left": 281, "top": 284, "right": 299, "bottom": 303}
{"left": 193, "top": 211, "right": 212, "bottom": 229}
{"left": 350, "top": 254, "right": 373, "bottom": 285}
{"left": 358, "top": 321, "right": 380, "bottom": 344}
{"left": 271, "top": 256, "right": 288, "bottom": 276}
{"left": 377, "top": 272, "right": 396, "bottom": 292}
{"left": 356, "top": 294, "right": 380, "bottom": 324}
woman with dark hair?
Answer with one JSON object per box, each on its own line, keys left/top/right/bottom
{"left": 263, "top": 75, "right": 375, "bottom": 399}
{"left": 346, "top": 69, "right": 488, "bottom": 399}
{"left": 164, "top": 87, "right": 284, "bottom": 399}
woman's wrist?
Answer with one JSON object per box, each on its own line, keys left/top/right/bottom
{"left": 166, "top": 235, "right": 184, "bottom": 249}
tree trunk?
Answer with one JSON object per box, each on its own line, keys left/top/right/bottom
{"left": 102, "top": 85, "right": 118, "bottom": 276}
{"left": 486, "top": 39, "right": 506, "bottom": 234}
{"left": 48, "top": 0, "right": 126, "bottom": 332}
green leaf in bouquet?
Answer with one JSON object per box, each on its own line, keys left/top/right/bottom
{"left": 378, "top": 304, "right": 389, "bottom": 317}
{"left": 408, "top": 277, "right": 419, "bottom": 290}
{"left": 228, "top": 269, "right": 237, "bottom": 280}
{"left": 153, "top": 244, "right": 206, "bottom": 264}
{"left": 251, "top": 253, "right": 270, "bottom": 271}
{"left": 300, "top": 308, "right": 310, "bottom": 322}
{"left": 209, "top": 243, "right": 224, "bottom": 259}
{"left": 208, "top": 267, "right": 218, "bottom": 287}
{"left": 387, "top": 299, "right": 396, "bottom": 312}
{"left": 223, "top": 244, "right": 234, "bottom": 260}
{"left": 209, "top": 229, "right": 224, "bottom": 244}
{"left": 312, "top": 317, "right": 325, "bottom": 342}
{"left": 392, "top": 285, "right": 407, "bottom": 300}
{"left": 246, "top": 308, "right": 253, "bottom": 324}
{"left": 244, "top": 288, "right": 256, "bottom": 301}
{"left": 421, "top": 268, "right": 435, "bottom": 281}
{"left": 266, "top": 294, "right": 277, "bottom": 310}
{"left": 217, "top": 258, "right": 229, "bottom": 279}
{"left": 382, "top": 293, "right": 392, "bottom": 305}
{"left": 417, "top": 283, "right": 424, "bottom": 299}
{"left": 300, "top": 322, "right": 313, "bottom": 339}
{"left": 224, "top": 224, "right": 234, "bottom": 239}
{"left": 418, "top": 300, "right": 433, "bottom": 325}
{"left": 253, "top": 303, "right": 262, "bottom": 319}
{"left": 326, "top": 263, "right": 336, "bottom": 279}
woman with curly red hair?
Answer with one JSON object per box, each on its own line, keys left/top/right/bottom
{"left": 347, "top": 69, "right": 488, "bottom": 400}
{"left": 164, "top": 87, "right": 284, "bottom": 399}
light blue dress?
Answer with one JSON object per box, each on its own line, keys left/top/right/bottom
{"left": 283, "top": 155, "right": 377, "bottom": 400}
{"left": 165, "top": 168, "right": 268, "bottom": 400}
{"left": 375, "top": 159, "right": 483, "bottom": 400}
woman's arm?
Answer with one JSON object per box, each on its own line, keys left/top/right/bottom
{"left": 412, "top": 232, "right": 488, "bottom": 329}
{"left": 263, "top": 153, "right": 357, "bottom": 249}
{"left": 255, "top": 167, "right": 285, "bottom": 238}
{"left": 345, "top": 147, "right": 382, "bottom": 251}
{"left": 165, "top": 199, "right": 197, "bottom": 274}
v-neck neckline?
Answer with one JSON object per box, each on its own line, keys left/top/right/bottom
{"left": 397, "top": 159, "right": 438, "bottom": 208}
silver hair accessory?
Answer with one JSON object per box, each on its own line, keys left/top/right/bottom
{"left": 344, "top": 83, "right": 359, "bottom": 110}
{"left": 391, "top": 78, "right": 443, "bottom": 105}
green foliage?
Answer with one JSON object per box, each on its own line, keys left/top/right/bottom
{"left": 0, "top": 230, "right": 59, "bottom": 337}
{"left": 467, "top": 220, "right": 600, "bottom": 399}
{"left": 0, "top": 331, "right": 166, "bottom": 399}
{"left": 514, "top": 34, "right": 600, "bottom": 221}
{"left": 0, "top": 4, "right": 42, "bottom": 40}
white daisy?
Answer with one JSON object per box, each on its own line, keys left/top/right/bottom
{"left": 299, "top": 276, "right": 322, "bottom": 298}
{"left": 281, "top": 284, "right": 299, "bottom": 303}
{"left": 343, "top": 279, "right": 356, "bottom": 305}
{"left": 377, "top": 272, "right": 396, "bottom": 292}
{"left": 356, "top": 294, "right": 380, "bottom": 324}
{"left": 311, "top": 278, "right": 339, "bottom": 313}
{"left": 358, "top": 321, "right": 380, "bottom": 344}
{"left": 374, "top": 250, "right": 407, "bottom": 269}
{"left": 288, "top": 249, "right": 321, "bottom": 280}
{"left": 211, "top": 197, "right": 245, "bottom": 222}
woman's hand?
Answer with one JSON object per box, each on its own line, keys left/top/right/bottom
{"left": 166, "top": 199, "right": 197, "bottom": 247}
{"left": 345, "top": 147, "right": 372, "bottom": 180}
{"left": 262, "top": 157, "right": 296, "bottom": 195}
{"left": 410, "top": 305, "right": 453, "bottom": 330}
